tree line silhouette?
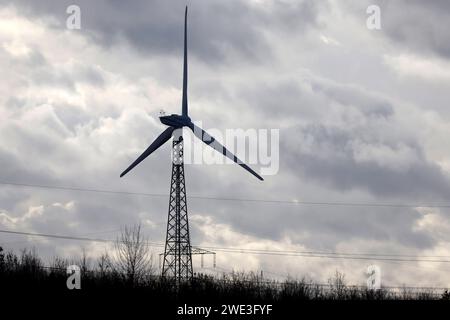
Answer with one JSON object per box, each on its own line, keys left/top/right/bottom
{"left": 1, "top": 224, "right": 449, "bottom": 301}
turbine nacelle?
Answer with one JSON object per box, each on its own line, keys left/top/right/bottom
{"left": 159, "top": 114, "right": 191, "bottom": 128}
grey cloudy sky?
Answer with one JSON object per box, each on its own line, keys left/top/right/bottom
{"left": 1, "top": 0, "right": 450, "bottom": 287}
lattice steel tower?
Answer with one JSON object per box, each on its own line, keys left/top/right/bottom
{"left": 161, "top": 135, "right": 193, "bottom": 280}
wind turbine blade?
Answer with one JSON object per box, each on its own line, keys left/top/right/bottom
{"left": 120, "top": 127, "right": 175, "bottom": 177}
{"left": 182, "top": 6, "right": 188, "bottom": 117}
{"left": 189, "top": 123, "right": 264, "bottom": 181}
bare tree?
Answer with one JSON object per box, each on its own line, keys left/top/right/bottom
{"left": 114, "top": 223, "right": 153, "bottom": 285}
{"left": 0, "top": 246, "right": 4, "bottom": 272}
{"left": 328, "top": 270, "right": 347, "bottom": 299}
{"left": 97, "top": 251, "right": 112, "bottom": 277}
{"left": 77, "top": 248, "right": 90, "bottom": 274}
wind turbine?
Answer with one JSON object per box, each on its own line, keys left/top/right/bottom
{"left": 120, "top": 6, "right": 263, "bottom": 281}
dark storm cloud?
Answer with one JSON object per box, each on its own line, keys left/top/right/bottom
{"left": 348, "top": 0, "right": 450, "bottom": 59}
{"left": 309, "top": 80, "right": 394, "bottom": 119}
{"left": 383, "top": 0, "right": 450, "bottom": 59}
{"left": 283, "top": 123, "right": 450, "bottom": 200}
{"left": 4, "top": 0, "right": 324, "bottom": 64}
{"left": 187, "top": 191, "right": 437, "bottom": 251}
{"left": 0, "top": 148, "right": 56, "bottom": 185}
{"left": 227, "top": 72, "right": 450, "bottom": 202}
{"left": 237, "top": 76, "right": 395, "bottom": 124}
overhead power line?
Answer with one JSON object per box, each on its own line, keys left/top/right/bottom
{"left": 0, "top": 229, "right": 112, "bottom": 244}
{"left": 0, "top": 229, "right": 162, "bottom": 247}
{"left": 2, "top": 229, "right": 450, "bottom": 264}
{"left": 197, "top": 245, "right": 450, "bottom": 259}
{"left": 2, "top": 180, "right": 450, "bottom": 208}
{"left": 207, "top": 247, "right": 450, "bottom": 263}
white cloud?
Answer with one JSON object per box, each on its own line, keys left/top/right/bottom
{"left": 319, "top": 34, "right": 341, "bottom": 46}
{"left": 0, "top": 205, "right": 43, "bottom": 227}
{"left": 384, "top": 53, "right": 450, "bottom": 81}
{"left": 414, "top": 207, "right": 450, "bottom": 241}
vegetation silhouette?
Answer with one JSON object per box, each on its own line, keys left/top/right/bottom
{"left": 0, "top": 231, "right": 448, "bottom": 301}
